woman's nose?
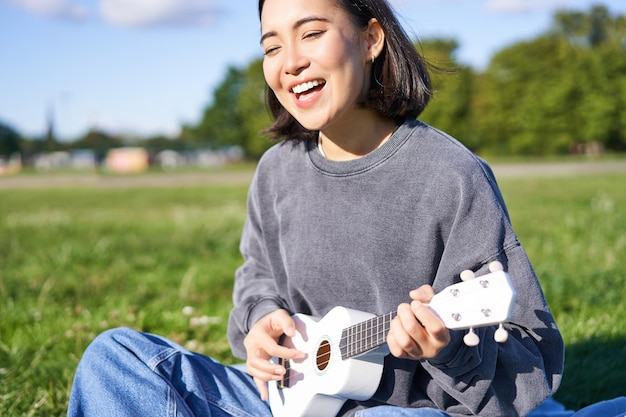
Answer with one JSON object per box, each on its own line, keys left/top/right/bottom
{"left": 283, "top": 46, "right": 309, "bottom": 75}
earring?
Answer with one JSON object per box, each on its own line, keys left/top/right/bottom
{"left": 371, "top": 55, "right": 376, "bottom": 64}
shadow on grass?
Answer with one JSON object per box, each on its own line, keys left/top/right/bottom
{"left": 555, "top": 336, "right": 626, "bottom": 410}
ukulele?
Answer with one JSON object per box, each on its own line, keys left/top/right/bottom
{"left": 268, "top": 261, "right": 516, "bottom": 417}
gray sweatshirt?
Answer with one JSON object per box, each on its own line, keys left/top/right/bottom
{"left": 228, "top": 120, "right": 564, "bottom": 416}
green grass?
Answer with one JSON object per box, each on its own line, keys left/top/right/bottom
{"left": 1, "top": 183, "right": 248, "bottom": 416}
{"left": 1, "top": 169, "right": 625, "bottom": 415}
{"left": 498, "top": 173, "right": 626, "bottom": 409}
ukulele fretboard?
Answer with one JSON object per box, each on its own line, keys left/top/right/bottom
{"left": 339, "top": 311, "right": 397, "bottom": 359}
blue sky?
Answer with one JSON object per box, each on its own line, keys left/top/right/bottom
{"left": 1, "top": 0, "right": 625, "bottom": 141}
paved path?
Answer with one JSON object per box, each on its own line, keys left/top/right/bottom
{"left": 490, "top": 160, "right": 626, "bottom": 178}
{"left": 0, "top": 170, "right": 255, "bottom": 189}
{"left": 1, "top": 160, "right": 625, "bottom": 189}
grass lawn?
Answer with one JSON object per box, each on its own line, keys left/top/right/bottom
{"left": 498, "top": 173, "right": 626, "bottom": 409}
{"left": 1, "top": 168, "right": 624, "bottom": 415}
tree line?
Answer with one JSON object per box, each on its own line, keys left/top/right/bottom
{"left": 1, "top": 5, "right": 624, "bottom": 162}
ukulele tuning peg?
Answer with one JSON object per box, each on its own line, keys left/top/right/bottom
{"left": 460, "top": 269, "right": 475, "bottom": 282}
{"left": 494, "top": 324, "right": 509, "bottom": 343}
{"left": 463, "top": 328, "right": 480, "bottom": 346}
{"left": 488, "top": 261, "right": 504, "bottom": 273}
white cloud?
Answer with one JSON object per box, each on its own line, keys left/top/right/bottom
{"left": 99, "top": 0, "right": 222, "bottom": 28}
{"left": 485, "top": 0, "right": 567, "bottom": 13}
{"left": 8, "top": 0, "right": 89, "bottom": 21}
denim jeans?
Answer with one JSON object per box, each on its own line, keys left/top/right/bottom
{"left": 67, "top": 327, "right": 450, "bottom": 417}
{"left": 355, "top": 407, "right": 449, "bottom": 417}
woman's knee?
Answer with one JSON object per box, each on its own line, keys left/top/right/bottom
{"left": 75, "top": 326, "right": 187, "bottom": 390}
{"left": 80, "top": 327, "right": 174, "bottom": 370}
{"left": 83, "top": 327, "right": 140, "bottom": 356}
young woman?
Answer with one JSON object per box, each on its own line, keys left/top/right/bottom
{"left": 67, "top": 0, "right": 564, "bottom": 416}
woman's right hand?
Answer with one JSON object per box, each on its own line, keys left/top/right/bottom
{"left": 243, "top": 309, "right": 306, "bottom": 401}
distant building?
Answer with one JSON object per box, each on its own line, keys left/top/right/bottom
{"left": 154, "top": 150, "right": 185, "bottom": 170}
{"left": 0, "top": 153, "right": 22, "bottom": 175}
{"left": 105, "top": 147, "right": 149, "bottom": 173}
{"left": 34, "top": 151, "right": 71, "bottom": 172}
{"left": 70, "top": 150, "right": 97, "bottom": 170}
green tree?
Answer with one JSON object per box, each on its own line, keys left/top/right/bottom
{"left": 580, "top": 8, "right": 626, "bottom": 151}
{"left": 548, "top": 5, "right": 626, "bottom": 151}
{"left": 475, "top": 5, "right": 625, "bottom": 155}
{"left": 418, "top": 39, "right": 477, "bottom": 149}
{"left": 0, "top": 121, "right": 21, "bottom": 157}
{"left": 192, "top": 66, "right": 247, "bottom": 149}
{"left": 235, "top": 59, "right": 274, "bottom": 159}
{"left": 143, "top": 134, "right": 186, "bottom": 153}
{"left": 72, "top": 129, "right": 123, "bottom": 162}
{"left": 478, "top": 35, "right": 583, "bottom": 155}
{"left": 191, "top": 60, "right": 273, "bottom": 159}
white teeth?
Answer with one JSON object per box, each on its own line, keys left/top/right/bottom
{"left": 292, "top": 80, "right": 322, "bottom": 94}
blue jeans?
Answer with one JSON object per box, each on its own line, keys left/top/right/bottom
{"left": 67, "top": 327, "right": 450, "bottom": 417}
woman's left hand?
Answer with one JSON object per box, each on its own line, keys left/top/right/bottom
{"left": 387, "top": 285, "right": 450, "bottom": 360}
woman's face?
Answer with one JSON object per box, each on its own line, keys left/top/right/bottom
{"left": 260, "top": 0, "right": 373, "bottom": 132}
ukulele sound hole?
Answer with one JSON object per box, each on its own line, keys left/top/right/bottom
{"left": 316, "top": 340, "right": 331, "bottom": 371}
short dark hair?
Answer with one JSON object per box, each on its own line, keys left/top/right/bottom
{"left": 258, "top": 0, "right": 432, "bottom": 142}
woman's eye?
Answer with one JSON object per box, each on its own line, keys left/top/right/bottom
{"left": 264, "top": 46, "right": 280, "bottom": 56}
{"left": 303, "top": 31, "right": 324, "bottom": 40}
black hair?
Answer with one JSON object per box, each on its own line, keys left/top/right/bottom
{"left": 258, "top": 0, "right": 432, "bottom": 141}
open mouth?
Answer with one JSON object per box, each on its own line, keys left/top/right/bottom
{"left": 291, "top": 80, "right": 325, "bottom": 98}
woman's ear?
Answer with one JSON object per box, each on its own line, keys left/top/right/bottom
{"left": 365, "top": 18, "right": 385, "bottom": 61}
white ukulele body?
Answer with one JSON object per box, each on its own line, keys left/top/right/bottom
{"left": 268, "top": 306, "right": 387, "bottom": 417}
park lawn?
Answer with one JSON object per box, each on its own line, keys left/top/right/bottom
{"left": 498, "top": 173, "right": 626, "bottom": 409}
{"left": 1, "top": 170, "right": 625, "bottom": 415}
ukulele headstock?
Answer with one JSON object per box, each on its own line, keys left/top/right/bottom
{"left": 429, "top": 261, "right": 516, "bottom": 346}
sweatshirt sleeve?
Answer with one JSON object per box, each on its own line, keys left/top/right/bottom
{"left": 423, "top": 247, "right": 564, "bottom": 416}
{"left": 227, "top": 169, "right": 290, "bottom": 359}
{"left": 420, "top": 158, "right": 564, "bottom": 416}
